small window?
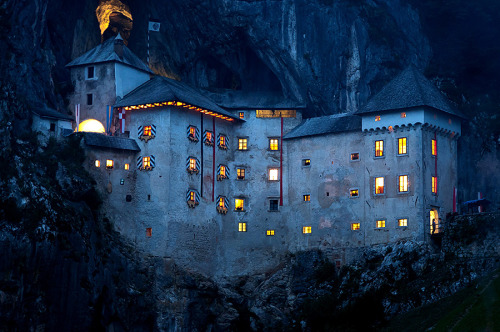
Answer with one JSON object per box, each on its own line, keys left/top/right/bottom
{"left": 375, "top": 140, "right": 384, "bottom": 157}
{"left": 238, "top": 222, "right": 247, "bottom": 232}
{"left": 302, "top": 159, "right": 311, "bottom": 166}
{"left": 187, "top": 189, "right": 200, "bottom": 208}
{"left": 269, "top": 138, "right": 279, "bottom": 151}
{"left": 269, "top": 168, "right": 279, "bottom": 181}
{"left": 217, "top": 164, "right": 228, "bottom": 180}
{"left": 235, "top": 198, "right": 244, "bottom": 211}
{"left": 217, "top": 196, "right": 228, "bottom": 214}
{"left": 146, "top": 227, "right": 152, "bottom": 237}
{"left": 432, "top": 176, "right": 437, "bottom": 194}
{"left": 218, "top": 134, "right": 228, "bottom": 149}
{"left": 398, "top": 138, "right": 407, "bottom": 155}
{"left": 448, "top": 118, "right": 452, "bottom": 124}
{"left": 106, "top": 160, "right": 114, "bottom": 169}
{"left": 432, "top": 139, "right": 437, "bottom": 156}
{"left": 375, "top": 115, "right": 381, "bottom": 121}
{"left": 147, "top": 194, "right": 151, "bottom": 201}
{"left": 187, "top": 125, "right": 199, "bottom": 142}
{"left": 266, "top": 230, "right": 275, "bottom": 236}
{"left": 87, "top": 94, "right": 93, "bottom": 106}
{"left": 239, "top": 112, "right": 245, "bottom": 119}
{"left": 269, "top": 199, "right": 279, "bottom": 211}
{"left": 120, "top": 179, "right": 124, "bottom": 185}
{"left": 237, "top": 168, "right": 245, "bottom": 180}
{"left": 143, "top": 126, "right": 152, "bottom": 136}
{"left": 350, "top": 153, "right": 359, "bottom": 161}
{"left": 398, "top": 218, "right": 408, "bottom": 227}
{"left": 350, "top": 189, "right": 359, "bottom": 197}
{"left": 401, "top": 112, "right": 406, "bottom": 118}
{"left": 376, "top": 220, "right": 386, "bottom": 228}
{"left": 49, "top": 123, "right": 56, "bottom": 132}
{"left": 375, "top": 177, "right": 384, "bottom": 195}
{"left": 95, "top": 160, "right": 100, "bottom": 167}
{"left": 124, "top": 163, "right": 129, "bottom": 170}
{"left": 143, "top": 156, "right": 151, "bottom": 169}
{"left": 204, "top": 131, "right": 214, "bottom": 146}
{"left": 303, "top": 226, "right": 312, "bottom": 234}
{"left": 303, "top": 194, "right": 310, "bottom": 202}
{"left": 126, "top": 194, "right": 132, "bottom": 202}
{"left": 399, "top": 175, "right": 408, "bottom": 192}
{"left": 187, "top": 157, "right": 199, "bottom": 174}
{"left": 87, "top": 66, "right": 95, "bottom": 79}
{"left": 238, "top": 138, "right": 248, "bottom": 150}
{"left": 351, "top": 223, "right": 360, "bottom": 230}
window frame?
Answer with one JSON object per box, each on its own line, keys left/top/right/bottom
{"left": 398, "top": 218, "right": 408, "bottom": 227}
{"left": 238, "top": 222, "right": 247, "bottom": 232}
{"left": 268, "top": 198, "right": 279, "bottom": 212}
{"left": 431, "top": 139, "right": 437, "bottom": 156}
{"left": 218, "top": 134, "right": 228, "bottom": 150}
{"left": 268, "top": 168, "right": 279, "bottom": 181}
{"left": 238, "top": 137, "right": 248, "bottom": 151}
{"left": 95, "top": 160, "right": 100, "bottom": 168}
{"left": 349, "top": 188, "right": 359, "bottom": 198}
{"left": 86, "top": 66, "right": 95, "bottom": 80}
{"left": 106, "top": 159, "right": 114, "bottom": 170}
{"left": 187, "top": 125, "right": 199, "bottom": 142}
{"left": 303, "top": 194, "right": 311, "bottom": 202}
{"left": 350, "top": 152, "right": 360, "bottom": 162}
{"left": 432, "top": 176, "right": 438, "bottom": 195}
{"left": 375, "top": 177, "right": 385, "bottom": 195}
{"left": 238, "top": 112, "right": 245, "bottom": 119}
{"left": 234, "top": 198, "right": 245, "bottom": 212}
{"left": 374, "top": 140, "right": 384, "bottom": 158}
{"left": 351, "top": 223, "right": 360, "bottom": 231}
{"left": 398, "top": 175, "right": 409, "bottom": 193}
{"left": 266, "top": 230, "right": 275, "bottom": 236}
{"left": 268, "top": 137, "right": 280, "bottom": 151}
{"left": 302, "top": 159, "right": 311, "bottom": 167}
{"left": 397, "top": 137, "right": 408, "bottom": 155}
{"left": 204, "top": 130, "right": 214, "bottom": 146}
{"left": 303, "top": 226, "right": 312, "bottom": 234}
{"left": 376, "top": 220, "right": 386, "bottom": 228}
{"left": 236, "top": 167, "right": 246, "bottom": 180}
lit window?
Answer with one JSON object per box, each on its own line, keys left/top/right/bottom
{"left": 266, "top": 230, "right": 275, "bottom": 236}
{"left": 388, "top": 126, "right": 393, "bottom": 132}
{"left": 269, "top": 168, "right": 279, "bottom": 181}
{"left": 432, "top": 176, "right": 437, "bottom": 194}
{"left": 350, "top": 153, "right": 359, "bottom": 161}
{"left": 188, "top": 125, "right": 198, "bottom": 142}
{"left": 146, "top": 227, "right": 152, "bottom": 237}
{"left": 218, "top": 134, "right": 228, "bottom": 149}
{"left": 235, "top": 198, "right": 244, "bottom": 211}
{"left": 87, "top": 94, "right": 93, "bottom": 106}
{"left": 188, "top": 157, "right": 199, "bottom": 174}
{"left": 399, "top": 175, "right": 408, "bottom": 192}
{"left": 398, "top": 218, "right": 408, "bottom": 227}
{"left": 375, "top": 177, "right": 384, "bottom": 194}
{"left": 87, "top": 66, "right": 95, "bottom": 79}
{"left": 239, "top": 112, "right": 244, "bottom": 119}
{"left": 124, "top": 163, "right": 129, "bottom": 170}
{"left": 377, "top": 220, "right": 386, "bottom": 228}
{"left": 432, "top": 139, "right": 437, "bottom": 156}
{"left": 95, "top": 160, "right": 100, "bottom": 167}
{"left": 237, "top": 168, "right": 245, "bottom": 180}
{"left": 189, "top": 191, "right": 196, "bottom": 202}
{"left": 143, "top": 156, "right": 151, "bottom": 169}
{"left": 350, "top": 189, "right": 359, "bottom": 197}
{"left": 398, "top": 138, "right": 407, "bottom": 155}
{"left": 401, "top": 112, "right": 406, "bottom": 118}
{"left": 302, "top": 159, "right": 311, "bottom": 166}
{"left": 269, "top": 138, "right": 279, "bottom": 151}
{"left": 106, "top": 160, "right": 114, "bottom": 169}
{"left": 217, "top": 164, "right": 228, "bottom": 180}
{"left": 238, "top": 138, "right": 248, "bottom": 150}
{"left": 143, "top": 126, "right": 152, "bottom": 136}
{"left": 238, "top": 222, "right": 247, "bottom": 232}
{"left": 351, "top": 223, "right": 360, "bottom": 230}
{"left": 303, "top": 194, "right": 310, "bottom": 202}
{"left": 375, "top": 140, "right": 384, "bottom": 157}
{"left": 375, "top": 115, "right": 381, "bottom": 121}
{"left": 303, "top": 226, "right": 312, "bottom": 234}
{"left": 204, "top": 131, "right": 214, "bottom": 146}
{"left": 269, "top": 199, "right": 279, "bottom": 211}
{"left": 217, "top": 196, "right": 228, "bottom": 214}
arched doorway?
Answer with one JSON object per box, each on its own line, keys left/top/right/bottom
{"left": 430, "top": 209, "right": 439, "bottom": 234}
{"left": 77, "top": 119, "right": 105, "bottom": 133}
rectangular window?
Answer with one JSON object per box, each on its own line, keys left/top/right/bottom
{"left": 266, "top": 230, "right": 275, "bottom": 236}
{"left": 269, "top": 138, "right": 279, "bottom": 151}
{"left": 124, "top": 163, "right": 129, "bottom": 170}
{"left": 189, "top": 191, "right": 196, "bottom": 202}
{"left": 220, "top": 165, "right": 226, "bottom": 177}
{"left": 401, "top": 112, "right": 406, "bottom": 118}
{"left": 95, "top": 160, "right": 100, "bottom": 167}
{"left": 432, "top": 176, "right": 437, "bottom": 194}
{"left": 350, "top": 153, "right": 359, "bottom": 161}
{"left": 375, "top": 177, "right": 385, "bottom": 194}
{"left": 303, "top": 226, "right": 312, "bottom": 234}
{"left": 189, "top": 158, "right": 196, "bottom": 170}
{"left": 87, "top": 93, "right": 93, "bottom": 106}
{"left": 238, "top": 138, "right": 248, "bottom": 150}
{"left": 398, "top": 218, "right": 408, "bottom": 227}
{"left": 143, "top": 156, "right": 151, "bottom": 168}
{"left": 143, "top": 126, "right": 152, "bottom": 136}
{"left": 87, "top": 66, "right": 95, "bottom": 79}
{"left": 350, "top": 189, "right": 359, "bottom": 197}
{"left": 49, "top": 123, "right": 56, "bottom": 132}
{"left": 398, "top": 138, "right": 407, "bottom": 155}
{"left": 269, "top": 199, "right": 279, "bottom": 211}
{"left": 238, "top": 222, "right": 247, "bottom": 232}
{"left": 269, "top": 168, "right": 279, "bottom": 181}
{"left": 432, "top": 139, "right": 437, "bottom": 156}
{"left": 146, "top": 227, "right": 152, "bottom": 237}
{"left": 237, "top": 168, "right": 245, "bottom": 180}
{"left": 375, "top": 115, "right": 381, "bottom": 121}
{"left": 204, "top": 131, "right": 213, "bottom": 145}
{"left": 218, "top": 134, "right": 227, "bottom": 149}
{"left": 235, "top": 198, "right": 244, "bottom": 211}
{"left": 187, "top": 125, "right": 198, "bottom": 142}
{"left": 303, "top": 194, "right": 310, "bottom": 202}
{"left": 351, "top": 223, "right": 360, "bottom": 230}
{"left": 106, "top": 160, "right": 114, "bottom": 169}
{"left": 399, "top": 175, "right": 408, "bottom": 192}
{"left": 302, "top": 159, "right": 311, "bottom": 166}
{"left": 377, "top": 220, "right": 386, "bottom": 228}
{"left": 239, "top": 112, "right": 245, "bottom": 119}
{"left": 375, "top": 140, "right": 384, "bottom": 157}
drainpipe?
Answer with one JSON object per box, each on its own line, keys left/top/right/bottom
{"left": 280, "top": 117, "right": 283, "bottom": 206}
{"left": 212, "top": 117, "right": 215, "bottom": 202}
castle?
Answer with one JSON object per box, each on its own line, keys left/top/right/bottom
{"left": 61, "top": 35, "right": 463, "bottom": 276}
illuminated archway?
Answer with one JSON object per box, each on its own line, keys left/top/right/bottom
{"left": 430, "top": 209, "right": 439, "bottom": 234}
{"left": 78, "top": 119, "right": 106, "bottom": 133}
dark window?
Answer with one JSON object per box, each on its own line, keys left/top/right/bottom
{"left": 350, "top": 153, "right": 359, "bottom": 161}
{"left": 269, "top": 199, "right": 279, "bottom": 211}
{"left": 126, "top": 195, "right": 132, "bottom": 202}
{"left": 49, "top": 123, "right": 56, "bottom": 132}
{"left": 147, "top": 194, "right": 151, "bottom": 201}
{"left": 87, "top": 66, "right": 94, "bottom": 79}
{"left": 87, "top": 94, "right": 93, "bottom": 106}
{"left": 146, "top": 228, "right": 152, "bottom": 237}
{"left": 302, "top": 159, "right": 311, "bottom": 166}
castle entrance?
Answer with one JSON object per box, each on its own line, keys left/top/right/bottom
{"left": 430, "top": 209, "right": 439, "bottom": 234}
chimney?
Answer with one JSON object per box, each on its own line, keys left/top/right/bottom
{"left": 114, "top": 33, "right": 124, "bottom": 58}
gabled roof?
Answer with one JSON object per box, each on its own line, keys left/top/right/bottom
{"left": 284, "top": 113, "right": 361, "bottom": 140}
{"left": 32, "top": 107, "right": 74, "bottom": 121}
{"left": 82, "top": 132, "right": 140, "bottom": 152}
{"left": 357, "top": 66, "right": 465, "bottom": 119}
{"left": 114, "top": 76, "right": 241, "bottom": 120}
{"left": 66, "top": 35, "right": 152, "bottom": 74}
{"left": 202, "top": 90, "right": 306, "bottom": 110}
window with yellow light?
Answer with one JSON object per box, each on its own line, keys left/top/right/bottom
{"left": 124, "top": 163, "right": 129, "bottom": 170}
{"left": 376, "top": 220, "right": 385, "bottom": 228}
{"left": 398, "top": 137, "right": 407, "bottom": 155}
{"left": 375, "top": 140, "right": 384, "bottom": 157}
{"left": 269, "top": 138, "right": 279, "bottom": 151}
{"left": 143, "top": 157, "right": 151, "bottom": 168}
{"left": 235, "top": 198, "right": 244, "bottom": 211}
{"left": 266, "top": 230, "right": 275, "bottom": 236}
{"left": 303, "top": 226, "right": 312, "bottom": 234}
{"left": 95, "top": 160, "right": 100, "bottom": 167}
{"left": 351, "top": 223, "right": 360, "bottom": 230}
{"left": 238, "top": 138, "right": 247, "bottom": 150}
{"left": 106, "top": 160, "right": 114, "bottom": 169}
{"left": 398, "top": 218, "right": 408, "bottom": 227}
{"left": 399, "top": 175, "right": 408, "bottom": 192}
{"left": 269, "top": 168, "right": 279, "bottom": 181}
{"left": 237, "top": 168, "right": 245, "bottom": 180}
{"left": 238, "top": 222, "right": 247, "bottom": 232}
{"left": 375, "top": 177, "right": 384, "bottom": 194}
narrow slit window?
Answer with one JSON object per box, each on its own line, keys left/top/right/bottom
{"left": 432, "top": 176, "right": 437, "bottom": 194}
{"left": 375, "top": 177, "right": 384, "bottom": 194}
{"left": 376, "top": 220, "right": 386, "bottom": 228}
{"left": 303, "top": 226, "right": 312, "bottom": 234}
{"left": 87, "top": 93, "right": 93, "bottom": 106}
{"left": 398, "top": 138, "right": 407, "bottom": 155}
{"left": 399, "top": 175, "right": 408, "bottom": 192}
{"left": 146, "top": 227, "right": 152, "bottom": 237}
{"left": 375, "top": 140, "right": 384, "bottom": 157}
{"left": 432, "top": 139, "right": 437, "bottom": 156}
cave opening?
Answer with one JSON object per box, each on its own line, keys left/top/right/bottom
{"left": 96, "top": 0, "right": 133, "bottom": 44}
